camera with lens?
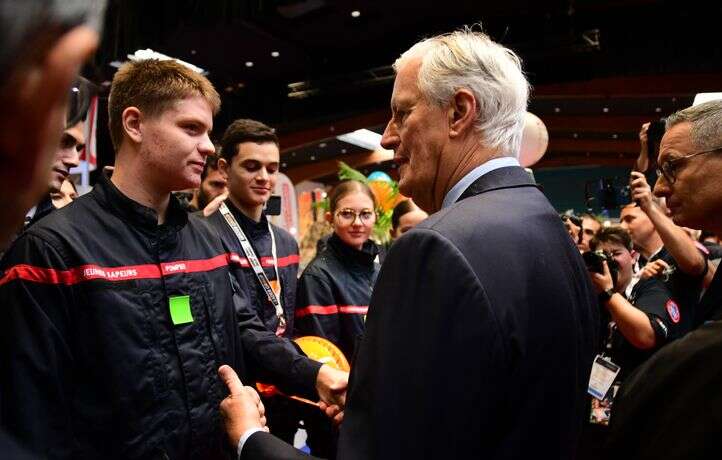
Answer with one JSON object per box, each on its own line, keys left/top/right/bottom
{"left": 583, "top": 250, "right": 619, "bottom": 287}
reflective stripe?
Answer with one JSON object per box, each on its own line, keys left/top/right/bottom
{"left": 0, "top": 253, "right": 231, "bottom": 287}
{"left": 295, "top": 305, "right": 368, "bottom": 318}
{"left": 228, "top": 253, "right": 300, "bottom": 269}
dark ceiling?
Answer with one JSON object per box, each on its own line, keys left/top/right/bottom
{"left": 88, "top": 0, "right": 722, "bottom": 183}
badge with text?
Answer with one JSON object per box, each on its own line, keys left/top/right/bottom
{"left": 588, "top": 354, "right": 621, "bottom": 400}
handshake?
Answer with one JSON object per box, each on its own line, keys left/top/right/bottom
{"left": 217, "top": 364, "right": 348, "bottom": 449}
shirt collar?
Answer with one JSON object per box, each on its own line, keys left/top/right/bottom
{"left": 441, "top": 157, "right": 521, "bottom": 209}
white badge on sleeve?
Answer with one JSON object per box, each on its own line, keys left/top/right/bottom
{"left": 587, "top": 354, "right": 621, "bottom": 400}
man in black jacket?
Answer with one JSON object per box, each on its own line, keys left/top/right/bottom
{"left": 0, "top": 58, "right": 342, "bottom": 459}
{"left": 220, "top": 27, "right": 598, "bottom": 460}
{"left": 207, "top": 119, "right": 347, "bottom": 446}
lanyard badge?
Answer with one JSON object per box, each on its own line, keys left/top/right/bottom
{"left": 220, "top": 202, "right": 286, "bottom": 336}
{"left": 588, "top": 354, "right": 621, "bottom": 400}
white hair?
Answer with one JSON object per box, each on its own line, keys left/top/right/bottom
{"left": 665, "top": 100, "right": 722, "bottom": 151}
{"left": 394, "top": 26, "right": 530, "bottom": 157}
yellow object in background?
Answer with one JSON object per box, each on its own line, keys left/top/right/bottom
{"left": 256, "top": 336, "right": 350, "bottom": 402}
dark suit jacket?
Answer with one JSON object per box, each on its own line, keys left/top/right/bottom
{"left": 240, "top": 431, "right": 318, "bottom": 459}
{"left": 337, "top": 166, "right": 598, "bottom": 459}
{"left": 239, "top": 167, "right": 598, "bottom": 460}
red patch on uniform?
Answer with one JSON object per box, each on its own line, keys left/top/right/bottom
{"left": 666, "top": 299, "right": 681, "bottom": 324}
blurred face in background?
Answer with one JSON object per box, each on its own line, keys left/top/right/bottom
{"left": 392, "top": 208, "right": 428, "bottom": 239}
{"left": 198, "top": 166, "right": 227, "bottom": 209}
{"left": 579, "top": 216, "right": 602, "bottom": 252}
{"left": 328, "top": 191, "right": 377, "bottom": 250}
{"left": 49, "top": 121, "right": 84, "bottom": 193}
{"left": 51, "top": 179, "right": 78, "bottom": 209}
{"left": 620, "top": 205, "right": 656, "bottom": 248}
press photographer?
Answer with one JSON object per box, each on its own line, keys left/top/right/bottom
{"left": 586, "top": 226, "right": 682, "bottom": 384}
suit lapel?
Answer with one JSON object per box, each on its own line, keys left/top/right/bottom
{"left": 457, "top": 166, "right": 539, "bottom": 203}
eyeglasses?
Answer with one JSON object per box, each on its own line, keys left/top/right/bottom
{"left": 656, "top": 147, "right": 721, "bottom": 184}
{"left": 335, "top": 208, "right": 376, "bottom": 225}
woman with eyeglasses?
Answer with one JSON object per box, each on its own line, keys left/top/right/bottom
{"left": 295, "top": 179, "right": 380, "bottom": 360}
{"left": 294, "top": 180, "right": 380, "bottom": 458}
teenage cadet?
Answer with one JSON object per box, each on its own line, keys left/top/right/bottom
{"left": 0, "top": 59, "right": 344, "bottom": 459}
{"left": 207, "top": 119, "right": 347, "bottom": 444}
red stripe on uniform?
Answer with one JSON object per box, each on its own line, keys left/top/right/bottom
{"left": 228, "top": 253, "right": 300, "bottom": 269}
{"left": 0, "top": 254, "right": 232, "bottom": 287}
{"left": 338, "top": 306, "right": 368, "bottom": 315}
{"left": 295, "top": 305, "right": 368, "bottom": 318}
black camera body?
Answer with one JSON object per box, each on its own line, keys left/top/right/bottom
{"left": 583, "top": 250, "right": 619, "bottom": 287}
{"left": 647, "top": 118, "right": 666, "bottom": 157}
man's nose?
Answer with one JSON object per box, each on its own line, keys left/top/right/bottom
{"left": 653, "top": 176, "right": 670, "bottom": 198}
{"left": 380, "top": 120, "right": 399, "bottom": 151}
{"left": 199, "top": 134, "right": 215, "bottom": 156}
{"left": 62, "top": 147, "right": 81, "bottom": 169}
{"left": 257, "top": 168, "right": 269, "bottom": 181}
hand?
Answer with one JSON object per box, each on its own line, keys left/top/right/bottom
{"left": 589, "top": 260, "right": 615, "bottom": 294}
{"left": 218, "top": 365, "right": 269, "bottom": 448}
{"left": 629, "top": 171, "right": 657, "bottom": 212}
{"left": 640, "top": 259, "right": 670, "bottom": 280}
{"left": 315, "top": 364, "right": 348, "bottom": 408}
{"left": 563, "top": 219, "right": 581, "bottom": 245}
{"left": 203, "top": 191, "right": 229, "bottom": 217}
{"left": 318, "top": 401, "right": 345, "bottom": 426}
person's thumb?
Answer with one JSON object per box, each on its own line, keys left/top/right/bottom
{"left": 218, "top": 365, "right": 244, "bottom": 395}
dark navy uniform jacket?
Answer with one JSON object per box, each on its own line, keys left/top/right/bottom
{"left": 0, "top": 175, "right": 311, "bottom": 459}
{"left": 206, "top": 201, "right": 321, "bottom": 392}
{"left": 295, "top": 233, "right": 380, "bottom": 360}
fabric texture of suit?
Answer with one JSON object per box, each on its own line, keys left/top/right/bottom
{"left": 240, "top": 431, "right": 318, "bottom": 460}
{"left": 337, "top": 166, "right": 598, "bottom": 459}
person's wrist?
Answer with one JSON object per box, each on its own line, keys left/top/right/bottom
{"left": 598, "top": 288, "right": 616, "bottom": 304}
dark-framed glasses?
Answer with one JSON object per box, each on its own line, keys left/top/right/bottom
{"left": 335, "top": 208, "right": 376, "bottom": 224}
{"left": 656, "top": 147, "right": 721, "bottom": 184}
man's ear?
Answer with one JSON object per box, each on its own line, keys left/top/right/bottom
{"left": 325, "top": 211, "right": 334, "bottom": 225}
{"left": 448, "top": 88, "right": 477, "bottom": 138}
{"left": 218, "top": 157, "right": 230, "bottom": 175}
{"left": 122, "top": 107, "right": 143, "bottom": 144}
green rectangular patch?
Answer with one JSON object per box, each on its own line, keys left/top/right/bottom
{"left": 169, "top": 295, "right": 193, "bottom": 325}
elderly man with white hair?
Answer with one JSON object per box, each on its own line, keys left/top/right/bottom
{"left": 220, "top": 27, "right": 598, "bottom": 460}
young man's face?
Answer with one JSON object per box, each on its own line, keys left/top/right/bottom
{"left": 620, "top": 205, "right": 656, "bottom": 249}
{"left": 579, "top": 216, "right": 602, "bottom": 252}
{"left": 49, "top": 121, "right": 84, "bottom": 193}
{"left": 222, "top": 141, "right": 279, "bottom": 209}
{"left": 138, "top": 95, "right": 215, "bottom": 191}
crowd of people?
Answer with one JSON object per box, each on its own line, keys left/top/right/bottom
{"left": 1, "top": 1, "right": 722, "bottom": 459}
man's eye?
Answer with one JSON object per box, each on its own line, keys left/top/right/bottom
{"left": 340, "top": 211, "right": 355, "bottom": 219}
{"left": 243, "top": 161, "right": 261, "bottom": 171}
{"left": 360, "top": 211, "right": 374, "bottom": 220}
